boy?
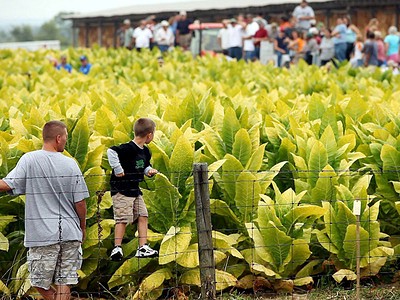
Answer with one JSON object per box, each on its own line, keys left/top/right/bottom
{"left": 107, "top": 118, "right": 158, "bottom": 261}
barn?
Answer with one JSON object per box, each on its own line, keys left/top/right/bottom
{"left": 64, "top": 0, "right": 400, "bottom": 48}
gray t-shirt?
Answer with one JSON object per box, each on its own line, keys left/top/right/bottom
{"left": 3, "top": 150, "right": 89, "bottom": 247}
{"left": 293, "top": 5, "right": 315, "bottom": 30}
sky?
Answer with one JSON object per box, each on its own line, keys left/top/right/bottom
{"left": 0, "top": 0, "right": 188, "bottom": 26}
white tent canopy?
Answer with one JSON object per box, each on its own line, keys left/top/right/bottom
{"left": 67, "top": 0, "right": 332, "bottom": 19}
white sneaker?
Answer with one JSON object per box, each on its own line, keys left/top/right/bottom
{"left": 110, "top": 246, "right": 123, "bottom": 261}
{"left": 135, "top": 244, "right": 158, "bottom": 258}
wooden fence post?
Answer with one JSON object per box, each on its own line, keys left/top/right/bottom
{"left": 193, "top": 163, "right": 216, "bottom": 299}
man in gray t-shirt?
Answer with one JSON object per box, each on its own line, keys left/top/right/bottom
{"left": 292, "top": 0, "right": 315, "bottom": 31}
{"left": 0, "top": 120, "right": 89, "bottom": 299}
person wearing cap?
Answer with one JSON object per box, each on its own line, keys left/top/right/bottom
{"left": 133, "top": 20, "right": 154, "bottom": 51}
{"left": 176, "top": 10, "right": 193, "bottom": 50}
{"left": 79, "top": 55, "right": 92, "bottom": 75}
{"left": 292, "top": 0, "right": 315, "bottom": 33}
{"left": 155, "top": 20, "right": 175, "bottom": 52}
{"left": 122, "top": 19, "right": 134, "bottom": 49}
{"left": 56, "top": 55, "right": 72, "bottom": 73}
{"left": 227, "top": 18, "right": 244, "bottom": 60}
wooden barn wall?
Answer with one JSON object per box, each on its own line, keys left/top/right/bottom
{"left": 75, "top": 4, "right": 399, "bottom": 48}
{"left": 77, "top": 24, "right": 117, "bottom": 48}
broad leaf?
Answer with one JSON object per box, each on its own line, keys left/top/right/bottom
{"left": 159, "top": 226, "right": 192, "bottom": 265}
{"left": 169, "top": 135, "right": 193, "bottom": 191}
{"left": 232, "top": 128, "right": 252, "bottom": 166}
{"left": 235, "top": 171, "right": 261, "bottom": 223}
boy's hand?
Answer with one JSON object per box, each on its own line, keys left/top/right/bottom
{"left": 147, "top": 168, "right": 158, "bottom": 177}
{"left": 115, "top": 172, "right": 125, "bottom": 177}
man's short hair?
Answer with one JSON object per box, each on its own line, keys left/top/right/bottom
{"left": 134, "top": 118, "right": 156, "bottom": 137}
{"left": 42, "top": 121, "right": 67, "bottom": 141}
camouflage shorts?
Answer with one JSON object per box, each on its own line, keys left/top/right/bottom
{"left": 27, "top": 241, "right": 82, "bottom": 289}
{"left": 112, "top": 193, "right": 148, "bottom": 224}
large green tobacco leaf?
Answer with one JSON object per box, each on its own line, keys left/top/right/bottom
{"left": 222, "top": 106, "right": 241, "bottom": 153}
{"left": 210, "top": 199, "right": 241, "bottom": 224}
{"left": 247, "top": 221, "right": 292, "bottom": 272}
{"left": 94, "top": 107, "right": 114, "bottom": 137}
{"left": 345, "top": 92, "right": 369, "bottom": 121}
{"left": 108, "top": 256, "right": 152, "bottom": 289}
{"left": 283, "top": 205, "right": 326, "bottom": 236}
{"left": 232, "top": 128, "right": 252, "bottom": 166}
{"left": 0, "top": 280, "right": 10, "bottom": 295}
{"left": 176, "top": 243, "right": 199, "bottom": 268}
{"left": 245, "top": 143, "right": 266, "bottom": 171}
{"left": 83, "top": 219, "right": 114, "bottom": 249}
{"left": 307, "top": 140, "right": 328, "bottom": 188}
{"left": 343, "top": 224, "right": 370, "bottom": 269}
{"left": 180, "top": 268, "right": 237, "bottom": 291}
{"left": 258, "top": 195, "right": 284, "bottom": 228}
{"left": 235, "top": 171, "right": 261, "bottom": 223}
{"left": 67, "top": 112, "right": 90, "bottom": 167}
{"left": 148, "top": 142, "right": 170, "bottom": 176}
{"left": 169, "top": 135, "right": 193, "bottom": 191}
{"left": 320, "top": 125, "right": 337, "bottom": 166}
{"left": 272, "top": 183, "right": 306, "bottom": 218}
{"left": 221, "top": 154, "right": 244, "bottom": 204}
{"left": 308, "top": 95, "right": 325, "bottom": 121}
{"left": 0, "top": 231, "right": 8, "bottom": 251}
{"left": 142, "top": 173, "right": 181, "bottom": 233}
{"left": 283, "top": 239, "right": 311, "bottom": 275}
{"left": 159, "top": 226, "right": 192, "bottom": 265}
{"left": 310, "top": 166, "right": 337, "bottom": 205}
{"left": 322, "top": 202, "right": 340, "bottom": 252}
{"left": 0, "top": 215, "right": 16, "bottom": 231}
{"left": 256, "top": 161, "right": 287, "bottom": 194}
{"left": 212, "top": 231, "right": 243, "bottom": 259}
{"left": 133, "top": 268, "right": 172, "bottom": 299}
{"left": 83, "top": 145, "right": 105, "bottom": 172}
{"left": 381, "top": 144, "right": 400, "bottom": 181}
{"left": 199, "top": 124, "right": 226, "bottom": 160}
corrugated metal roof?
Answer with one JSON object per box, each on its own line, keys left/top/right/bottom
{"left": 67, "top": 0, "right": 332, "bottom": 19}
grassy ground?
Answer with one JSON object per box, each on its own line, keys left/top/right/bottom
{"left": 217, "top": 284, "right": 400, "bottom": 300}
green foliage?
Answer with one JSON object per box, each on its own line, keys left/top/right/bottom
{"left": 1, "top": 47, "right": 400, "bottom": 298}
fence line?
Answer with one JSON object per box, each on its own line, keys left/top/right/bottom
{"left": 0, "top": 166, "right": 399, "bottom": 299}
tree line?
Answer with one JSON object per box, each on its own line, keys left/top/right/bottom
{"left": 0, "top": 12, "right": 73, "bottom": 47}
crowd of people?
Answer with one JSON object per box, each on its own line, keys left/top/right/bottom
{"left": 116, "top": 0, "right": 400, "bottom": 72}
{"left": 118, "top": 10, "right": 192, "bottom": 52}
{"left": 44, "top": 0, "right": 400, "bottom": 73}
{"left": 217, "top": 1, "right": 399, "bottom": 70}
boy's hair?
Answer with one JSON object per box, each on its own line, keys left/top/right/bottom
{"left": 43, "top": 121, "right": 67, "bottom": 141}
{"left": 134, "top": 118, "right": 156, "bottom": 137}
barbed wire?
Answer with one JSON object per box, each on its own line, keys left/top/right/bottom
{"left": 0, "top": 169, "right": 400, "bottom": 299}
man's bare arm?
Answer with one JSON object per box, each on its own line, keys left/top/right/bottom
{"left": 74, "top": 200, "right": 87, "bottom": 242}
{"left": 0, "top": 180, "right": 11, "bottom": 192}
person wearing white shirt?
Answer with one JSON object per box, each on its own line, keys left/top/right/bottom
{"left": 292, "top": 0, "right": 315, "bottom": 32}
{"left": 243, "top": 14, "right": 259, "bottom": 61}
{"left": 227, "top": 18, "right": 244, "bottom": 60}
{"left": 155, "top": 20, "right": 174, "bottom": 52}
{"left": 133, "top": 20, "right": 153, "bottom": 51}
{"left": 218, "top": 20, "right": 231, "bottom": 56}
